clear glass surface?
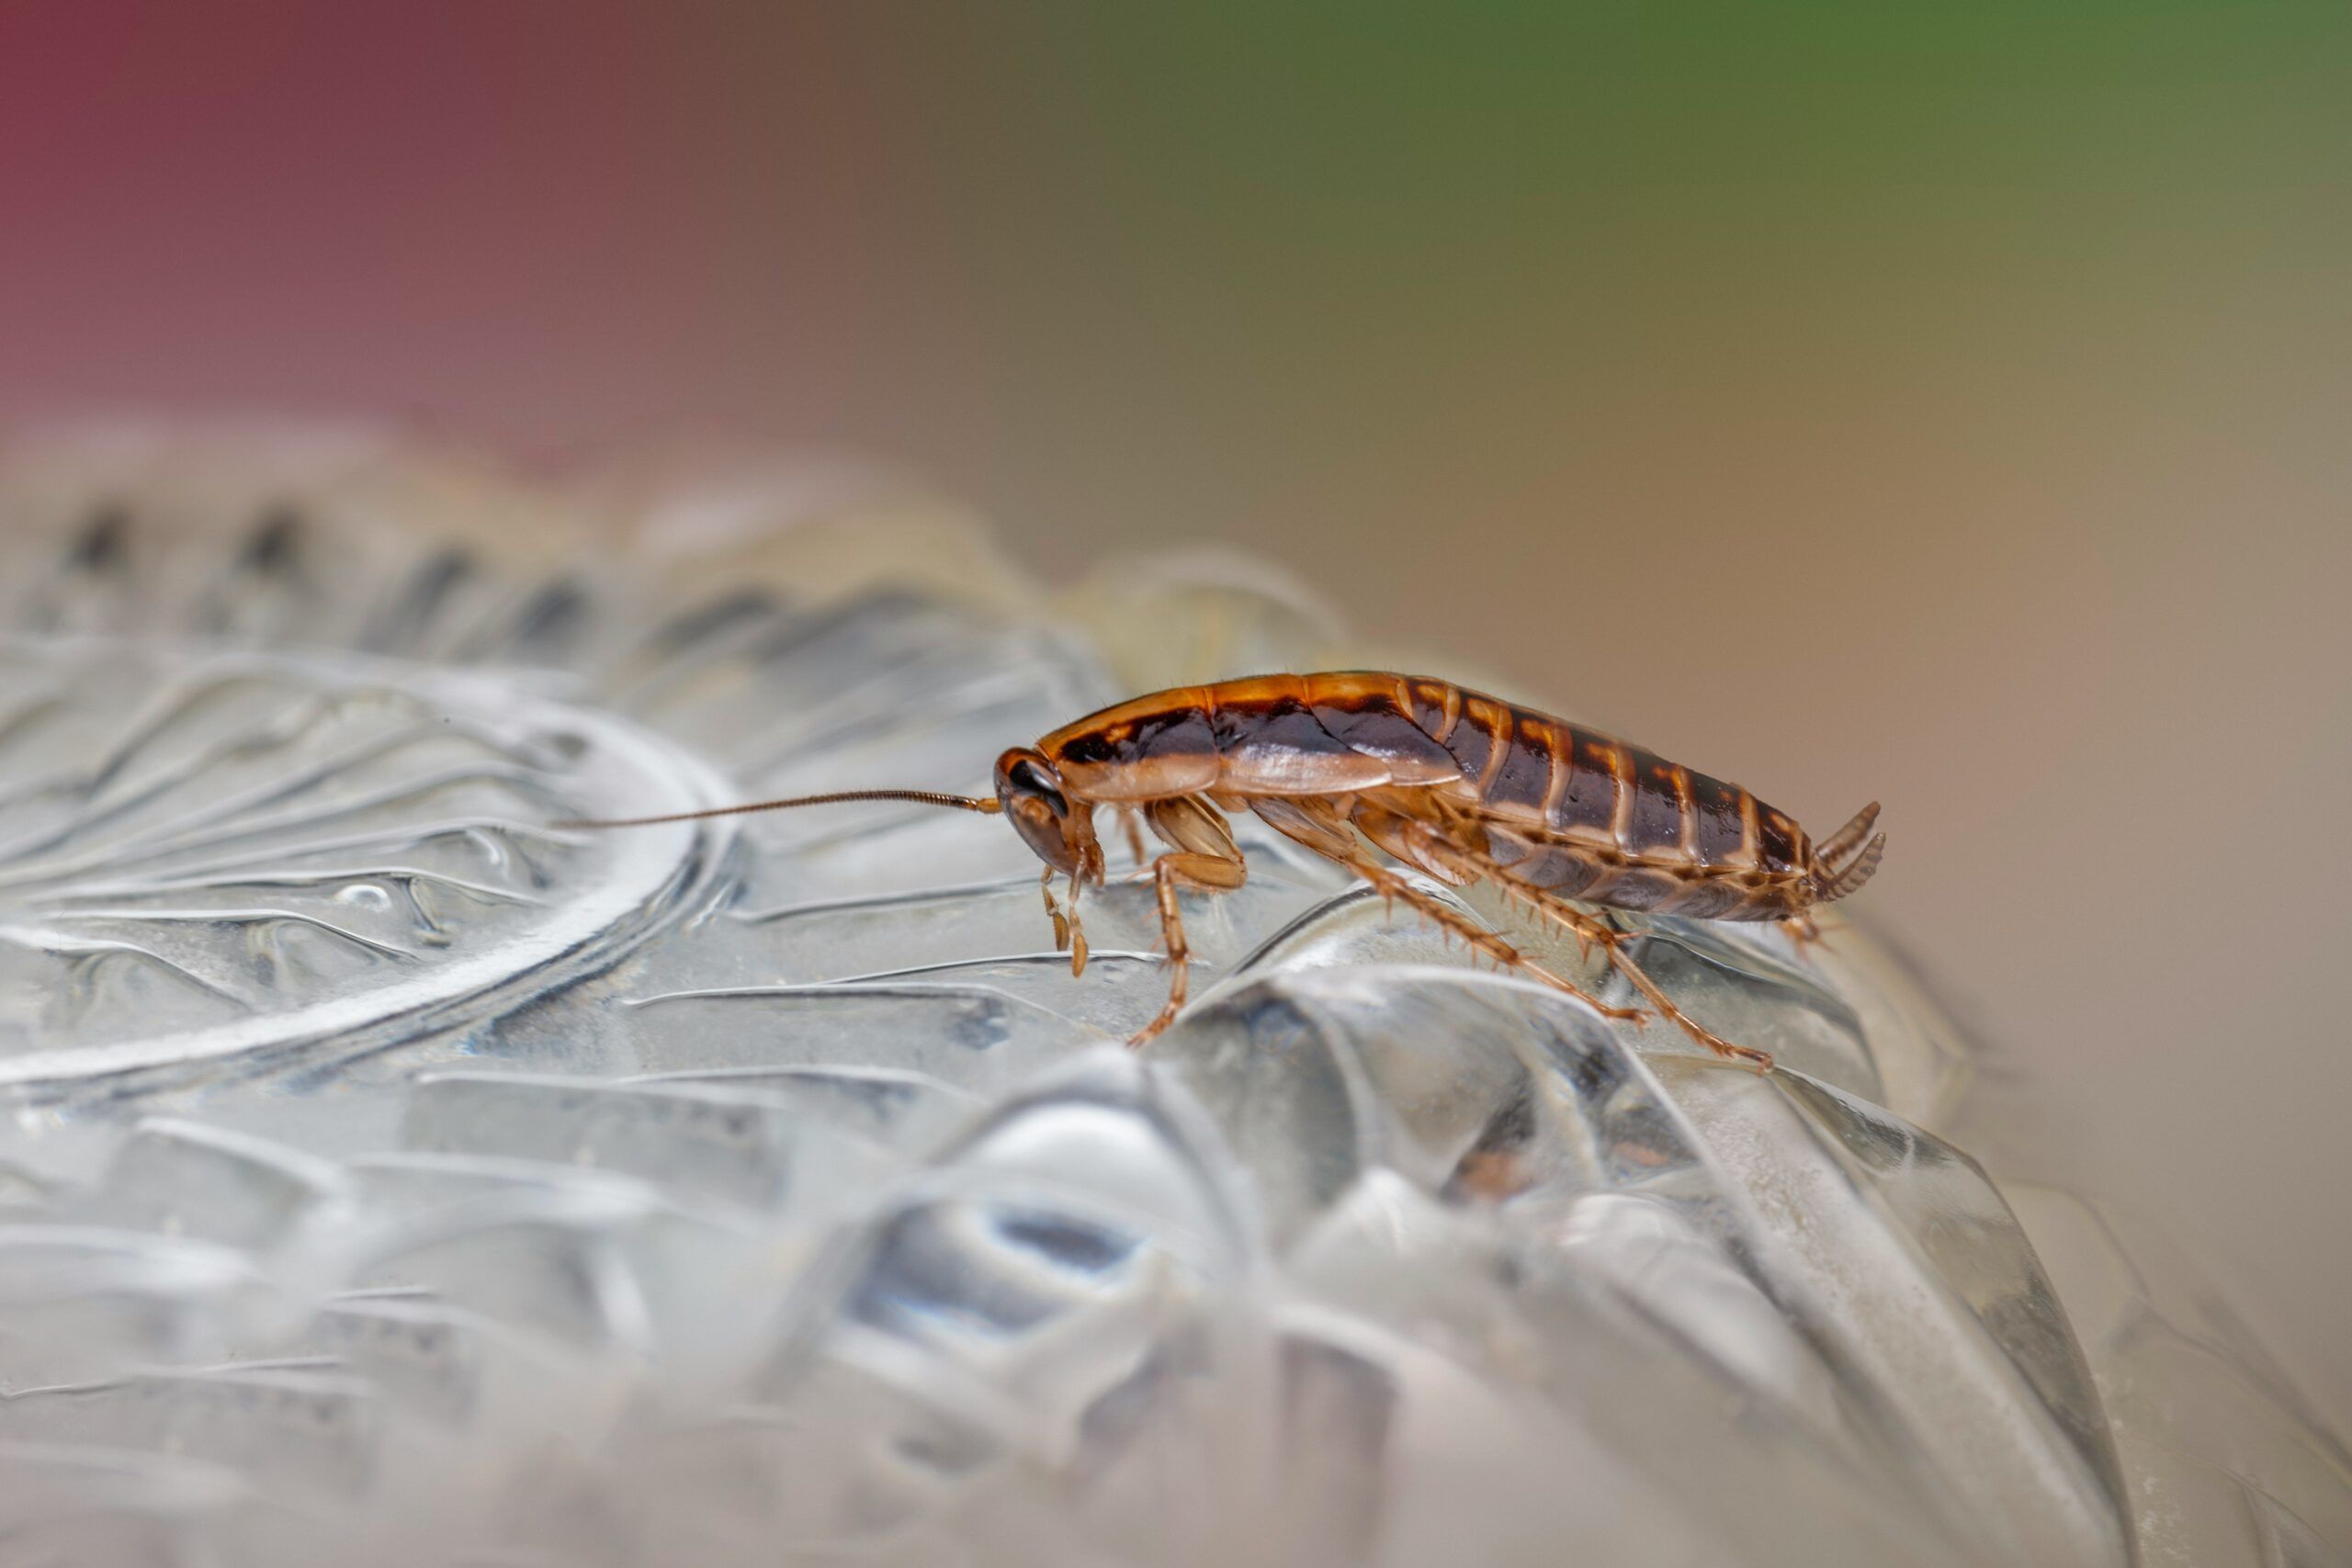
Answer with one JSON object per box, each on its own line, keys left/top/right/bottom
{"left": 0, "top": 426, "right": 2341, "bottom": 1567}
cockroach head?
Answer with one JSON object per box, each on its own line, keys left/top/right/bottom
{"left": 993, "top": 748, "right": 1099, "bottom": 880}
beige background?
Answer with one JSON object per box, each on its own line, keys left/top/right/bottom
{"left": 2, "top": 7, "right": 2346, "bottom": 1425}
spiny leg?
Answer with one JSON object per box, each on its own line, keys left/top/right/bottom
{"left": 1329, "top": 848, "right": 1647, "bottom": 1027}
{"left": 1520, "top": 897, "right": 1773, "bottom": 1073}
{"left": 1132, "top": 850, "right": 1248, "bottom": 1047}
{"left": 1254, "top": 795, "right": 1645, "bottom": 1027}
{"left": 1363, "top": 806, "right": 1770, "bottom": 1071}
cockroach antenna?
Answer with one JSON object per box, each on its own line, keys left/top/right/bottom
{"left": 554, "top": 788, "right": 1001, "bottom": 830}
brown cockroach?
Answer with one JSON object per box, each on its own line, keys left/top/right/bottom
{"left": 560, "top": 672, "right": 1884, "bottom": 1071}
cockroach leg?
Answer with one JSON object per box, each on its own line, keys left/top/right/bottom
{"left": 1066, "top": 874, "right": 1091, "bottom": 976}
{"left": 1042, "top": 865, "right": 1090, "bottom": 975}
{"left": 1252, "top": 798, "right": 1602, "bottom": 1006}
{"left": 1249, "top": 795, "right": 1363, "bottom": 863}
{"left": 1779, "top": 913, "right": 1826, "bottom": 956}
{"left": 1116, "top": 806, "right": 1149, "bottom": 866}
{"left": 1332, "top": 850, "right": 1647, "bottom": 1027}
{"left": 1521, "top": 897, "right": 1773, "bottom": 1073}
{"left": 1043, "top": 865, "right": 1068, "bottom": 950}
{"left": 1359, "top": 809, "right": 1765, "bottom": 1062}
{"left": 1131, "top": 849, "right": 1247, "bottom": 1047}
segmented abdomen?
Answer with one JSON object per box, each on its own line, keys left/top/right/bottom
{"left": 1376, "top": 675, "right": 1810, "bottom": 919}
{"left": 1038, "top": 671, "right": 1813, "bottom": 918}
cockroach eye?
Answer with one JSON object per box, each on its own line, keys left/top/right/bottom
{"left": 1007, "top": 758, "right": 1068, "bottom": 816}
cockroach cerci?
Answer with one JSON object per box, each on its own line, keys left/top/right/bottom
{"left": 560, "top": 672, "right": 1885, "bottom": 1071}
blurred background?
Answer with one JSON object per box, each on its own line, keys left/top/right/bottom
{"left": 0, "top": 3, "right": 2345, "bottom": 1423}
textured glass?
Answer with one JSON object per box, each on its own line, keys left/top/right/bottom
{"left": 0, "top": 426, "right": 2341, "bottom": 1567}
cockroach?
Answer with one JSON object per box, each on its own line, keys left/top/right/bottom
{"left": 560, "top": 672, "right": 1884, "bottom": 1071}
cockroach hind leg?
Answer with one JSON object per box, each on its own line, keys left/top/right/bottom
{"left": 1337, "top": 849, "right": 1647, "bottom": 1029}
{"left": 1606, "top": 942, "right": 1775, "bottom": 1074}
{"left": 1523, "top": 958, "right": 1649, "bottom": 1025}
{"left": 1513, "top": 886, "right": 1773, "bottom": 1072}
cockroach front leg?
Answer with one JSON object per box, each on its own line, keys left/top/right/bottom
{"left": 1043, "top": 865, "right": 1089, "bottom": 976}
{"left": 1131, "top": 850, "right": 1247, "bottom": 1047}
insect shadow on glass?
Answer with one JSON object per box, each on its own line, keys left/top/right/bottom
{"left": 559, "top": 672, "right": 1884, "bottom": 1071}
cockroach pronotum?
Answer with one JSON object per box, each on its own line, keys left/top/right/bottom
{"left": 560, "top": 672, "right": 1884, "bottom": 1072}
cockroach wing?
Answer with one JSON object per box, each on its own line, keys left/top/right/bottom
{"left": 1306, "top": 695, "right": 1464, "bottom": 786}
{"left": 1192, "top": 692, "right": 1382, "bottom": 794}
